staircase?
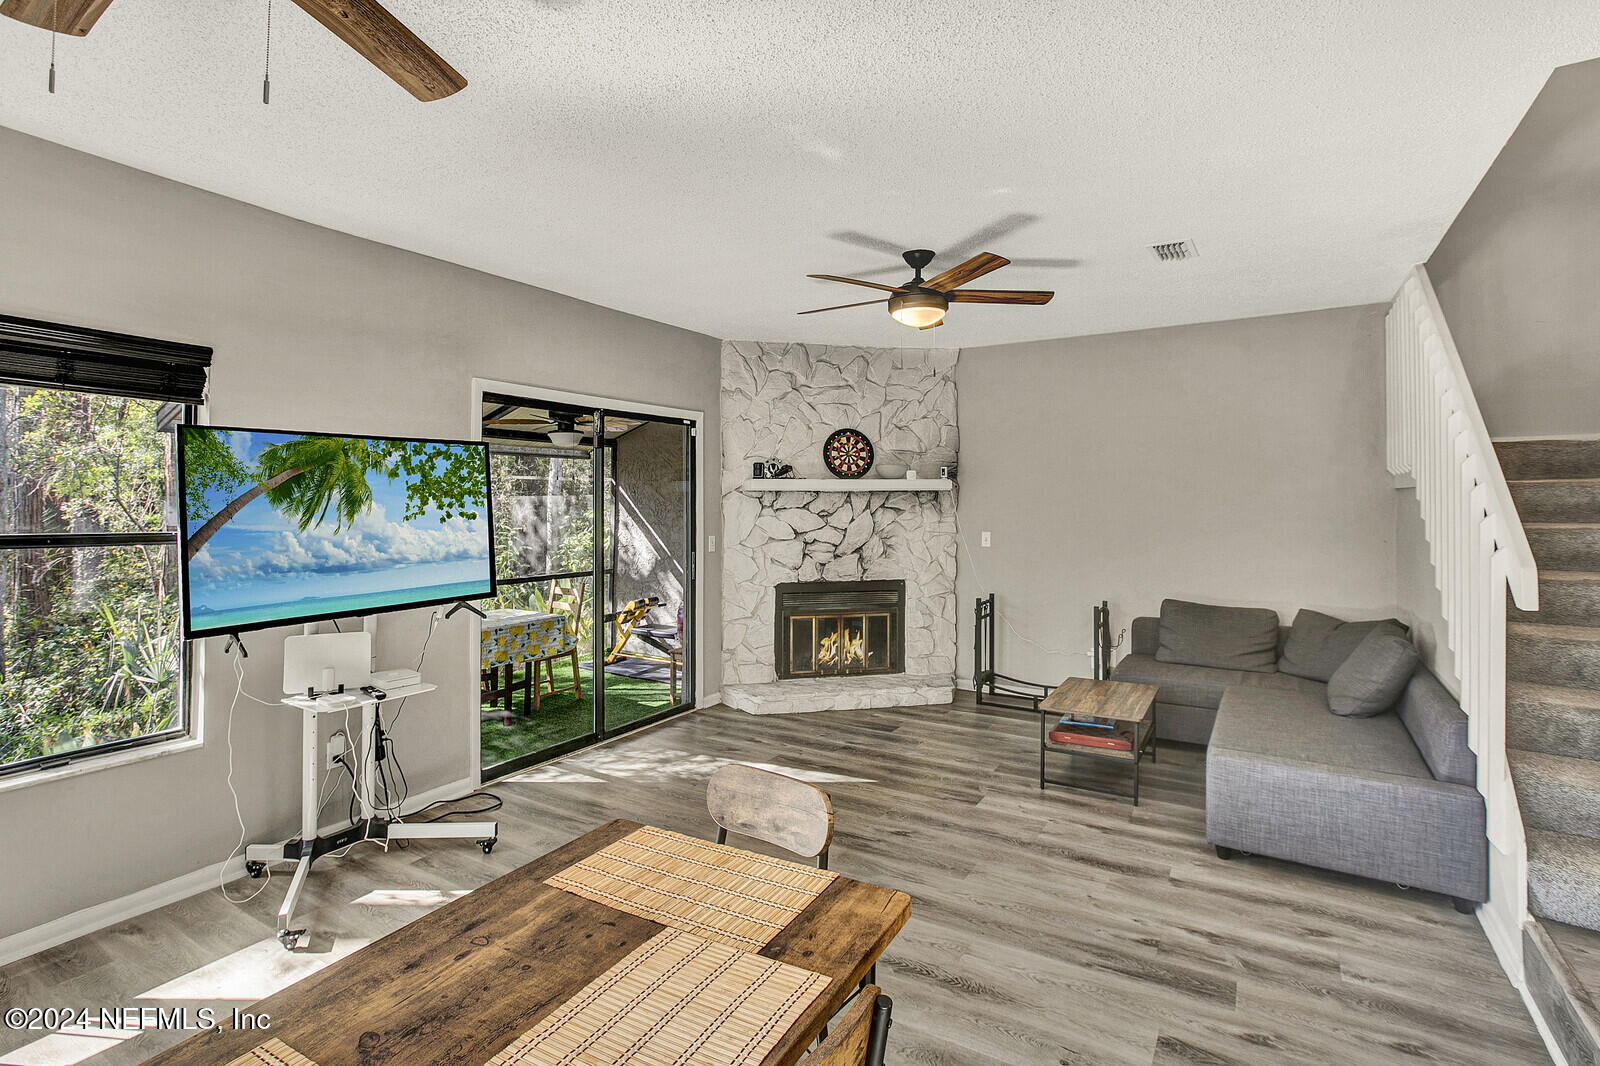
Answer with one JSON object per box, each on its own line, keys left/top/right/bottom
{"left": 1501, "top": 438, "right": 1600, "bottom": 1063}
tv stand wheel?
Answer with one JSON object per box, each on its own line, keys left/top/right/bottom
{"left": 479, "top": 838, "right": 496, "bottom": 855}
{"left": 1452, "top": 897, "right": 1476, "bottom": 915}
{"left": 246, "top": 860, "right": 266, "bottom": 879}
{"left": 1214, "top": 846, "right": 1236, "bottom": 861}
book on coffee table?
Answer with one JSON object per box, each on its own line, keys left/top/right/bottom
{"left": 1047, "top": 726, "right": 1134, "bottom": 751}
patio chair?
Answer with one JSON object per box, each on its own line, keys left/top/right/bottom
{"left": 530, "top": 582, "right": 585, "bottom": 710}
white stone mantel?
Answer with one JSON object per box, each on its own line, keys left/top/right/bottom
{"left": 740, "top": 478, "right": 954, "bottom": 492}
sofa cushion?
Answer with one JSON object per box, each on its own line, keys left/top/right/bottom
{"left": 1280, "top": 610, "right": 1410, "bottom": 682}
{"left": 1210, "top": 684, "right": 1433, "bottom": 780}
{"left": 1111, "top": 654, "right": 1244, "bottom": 710}
{"left": 1154, "top": 599, "right": 1280, "bottom": 673}
{"left": 1327, "top": 631, "right": 1420, "bottom": 717}
{"left": 1398, "top": 670, "right": 1475, "bottom": 786}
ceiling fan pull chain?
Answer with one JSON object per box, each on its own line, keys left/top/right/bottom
{"left": 47, "top": 0, "right": 56, "bottom": 93}
{"left": 262, "top": 0, "right": 273, "bottom": 104}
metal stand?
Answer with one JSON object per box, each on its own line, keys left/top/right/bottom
{"left": 243, "top": 682, "right": 498, "bottom": 949}
{"left": 972, "top": 594, "right": 1053, "bottom": 710}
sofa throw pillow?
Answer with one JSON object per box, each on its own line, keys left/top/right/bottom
{"left": 1154, "top": 599, "right": 1280, "bottom": 673}
{"left": 1327, "top": 630, "right": 1420, "bottom": 717}
{"left": 1280, "top": 609, "right": 1410, "bottom": 682}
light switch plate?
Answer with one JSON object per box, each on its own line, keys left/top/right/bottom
{"left": 981, "top": 531, "right": 992, "bottom": 548}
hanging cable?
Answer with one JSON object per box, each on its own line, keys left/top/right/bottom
{"left": 262, "top": 0, "right": 272, "bottom": 104}
{"left": 47, "top": 0, "right": 57, "bottom": 94}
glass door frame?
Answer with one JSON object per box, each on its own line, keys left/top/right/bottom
{"left": 470, "top": 380, "right": 702, "bottom": 783}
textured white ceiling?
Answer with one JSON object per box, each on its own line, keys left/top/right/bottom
{"left": 2, "top": 2, "right": 1598, "bottom": 349}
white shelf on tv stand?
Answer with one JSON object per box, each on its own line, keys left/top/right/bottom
{"left": 740, "top": 477, "right": 953, "bottom": 492}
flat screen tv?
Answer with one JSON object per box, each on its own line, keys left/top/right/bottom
{"left": 176, "top": 425, "right": 495, "bottom": 639}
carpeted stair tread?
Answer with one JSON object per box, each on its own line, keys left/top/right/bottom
{"left": 1511, "top": 750, "right": 1600, "bottom": 838}
{"left": 1509, "top": 622, "right": 1600, "bottom": 687}
{"left": 1525, "top": 523, "right": 1600, "bottom": 572}
{"left": 1510, "top": 570, "right": 1600, "bottom": 625}
{"left": 1509, "top": 681, "right": 1600, "bottom": 761}
{"left": 1527, "top": 830, "right": 1600, "bottom": 932}
{"left": 1509, "top": 478, "right": 1600, "bottom": 523}
{"left": 1497, "top": 439, "right": 1600, "bottom": 482}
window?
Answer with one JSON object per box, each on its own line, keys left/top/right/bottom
{"left": 0, "top": 314, "right": 210, "bottom": 777}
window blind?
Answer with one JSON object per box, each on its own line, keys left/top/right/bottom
{"left": 0, "top": 313, "right": 211, "bottom": 404}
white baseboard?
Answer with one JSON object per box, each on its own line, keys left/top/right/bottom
{"left": 0, "top": 854, "right": 247, "bottom": 967}
{"left": 0, "top": 774, "right": 480, "bottom": 968}
{"left": 1492, "top": 433, "right": 1600, "bottom": 443}
{"left": 698, "top": 690, "right": 722, "bottom": 707}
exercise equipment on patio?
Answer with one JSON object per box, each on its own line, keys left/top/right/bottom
{"left": 607, "top": 596, "right": 680, "bottom": 665}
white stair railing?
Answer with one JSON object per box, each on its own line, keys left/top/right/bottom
{"left": 1385, "top": 264, "right": 1539, "bottom": 974}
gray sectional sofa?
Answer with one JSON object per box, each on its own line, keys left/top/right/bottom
{"left": 1111, "top": 599, "right": 1488, "bottom": 909}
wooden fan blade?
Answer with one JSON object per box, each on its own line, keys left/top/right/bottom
{"left": 484, "top": 419, "right": 555, "bottom": 426}
{"left": 1, "top": 0, "right": 114, "bottom": 35}
{"left": 798, "top": 299, "right": 889, "bottom": 316}
{"left": 289, "top": 0, "right": 466, "bottom": 101}
{"left": 806, "top": 274, "right": 905, "bottom": 293}
{"left": 948, "top": 289, "right": 1055, "bottom": 304}
{"left": 923, "top": 252, "right": 1009, "bottom": 293}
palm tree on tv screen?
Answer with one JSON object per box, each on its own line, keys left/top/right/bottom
{"left": 182, "top": 430, "right": 485, "bottom": 561}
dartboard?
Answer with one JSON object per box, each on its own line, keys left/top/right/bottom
{"left": 823, "top": 428, "right": 874, "bottom": 479}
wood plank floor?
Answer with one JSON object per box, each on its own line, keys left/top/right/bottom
{"left": 0, "top": 696, "right": 1549, "bottom": 1065}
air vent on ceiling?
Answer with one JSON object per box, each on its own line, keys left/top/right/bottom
{"left": 1151, "top": 240, "right": 1198, "bottom": 262}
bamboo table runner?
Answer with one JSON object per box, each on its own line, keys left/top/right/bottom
{"left": 546, "top": 826, "right": 837, "bottom": 950}
{"left": 485, "top": 928, "right": 830, "bottom": 1066}
{"left": 225, "top": 1040, "right": 319, "bottom": 1066}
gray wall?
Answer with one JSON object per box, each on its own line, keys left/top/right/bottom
{"left": 0, "top": 127, "right": 721, "bottom": 939}
{"left": 1426, "top": 56, "right": 1600, "bottom": 439}
{"left": 955, "top": 305, "right": 1397, "bottom": 685}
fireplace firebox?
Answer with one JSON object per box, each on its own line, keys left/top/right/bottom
{"left": 774, "top": 580, "right": 905, "bottom": 680}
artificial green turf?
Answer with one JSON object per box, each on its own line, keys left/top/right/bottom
{"left": 479, "top": 659, "right": 677, "bottom": 771}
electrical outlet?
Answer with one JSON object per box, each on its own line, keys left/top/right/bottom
{"left": 708, "top": 535, "right": 716, "bottom": 552}
{"left": 981, "top": 531, "right": 992, "bottom": 548}
{"left": 326, "top": 733, "right": 347, "bottom": 770}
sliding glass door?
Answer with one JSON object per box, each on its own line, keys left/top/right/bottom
{"left": 479, "top": 394, "right": 694, "bottom": 777}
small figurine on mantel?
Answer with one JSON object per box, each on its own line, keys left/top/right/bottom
{"left": 752, "top": 460, "right": 795, "bottom": 479}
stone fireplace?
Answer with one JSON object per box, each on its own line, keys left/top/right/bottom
{"left": 774, "top": 580, "right": 905, "bottom": 679}
{"left": 720, "top": 341, "right": 958, "bottom": 714}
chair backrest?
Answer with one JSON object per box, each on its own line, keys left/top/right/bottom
{"left": 548, "top": 582, "right": 586, "bottom": 636}
{"left": 707, "top": 763, "right": 834, "bottom": 861}
{"left": 808, "top": 987, "right": 888, "bottom": 1066}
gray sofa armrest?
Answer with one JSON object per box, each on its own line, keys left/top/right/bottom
{"left": 1130, "top": 616, "right": 1159, "bottom": 657}
{"left": 1206, "top": 748, "right": 1488, "bottom": 902}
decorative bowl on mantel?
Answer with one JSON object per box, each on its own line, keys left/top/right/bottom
{"left": 875, "top": 462, "right": 908, "bottom": 479}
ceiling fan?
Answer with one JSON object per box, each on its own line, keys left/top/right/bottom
{"left": 802, "top": 249, "right": 1053, "bottom": 330}
{"left": 0, "top": 0, "right": 466, "bottom": 101}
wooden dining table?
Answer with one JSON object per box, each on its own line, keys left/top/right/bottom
{"left": 143, "top": 819, "right": 910, "bottom": 1066}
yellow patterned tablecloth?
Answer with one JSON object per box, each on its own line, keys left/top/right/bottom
{"left": 481, "top": 609, "right": 573, "bottom": 671}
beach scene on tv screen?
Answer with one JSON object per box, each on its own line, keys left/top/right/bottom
{"left": 181, "top": 428, "right": 492, "bottom": 633}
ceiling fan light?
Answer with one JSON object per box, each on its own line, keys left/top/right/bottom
{"left": 887, "top": 290, "right": 948, "bottom": 329}
{"left": 548, "top": 430, "right": 585, "bottom": 447}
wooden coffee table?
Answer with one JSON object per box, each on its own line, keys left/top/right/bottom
{"left": 1036, "top": 677, "right": 1159, "bottom": 805}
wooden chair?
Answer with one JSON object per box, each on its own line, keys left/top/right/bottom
{"left": 806, "top": 986, "right": 892, "bottom": 1066}
{"left": 530, "top": 582, "right": 585, "bottom": 710}
{"left": 707, "top": 763, "right": 834, "bottom": 869}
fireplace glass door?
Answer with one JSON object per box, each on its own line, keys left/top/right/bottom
{"left": 774, "top": 580, "right": 904, "bottom": 680}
